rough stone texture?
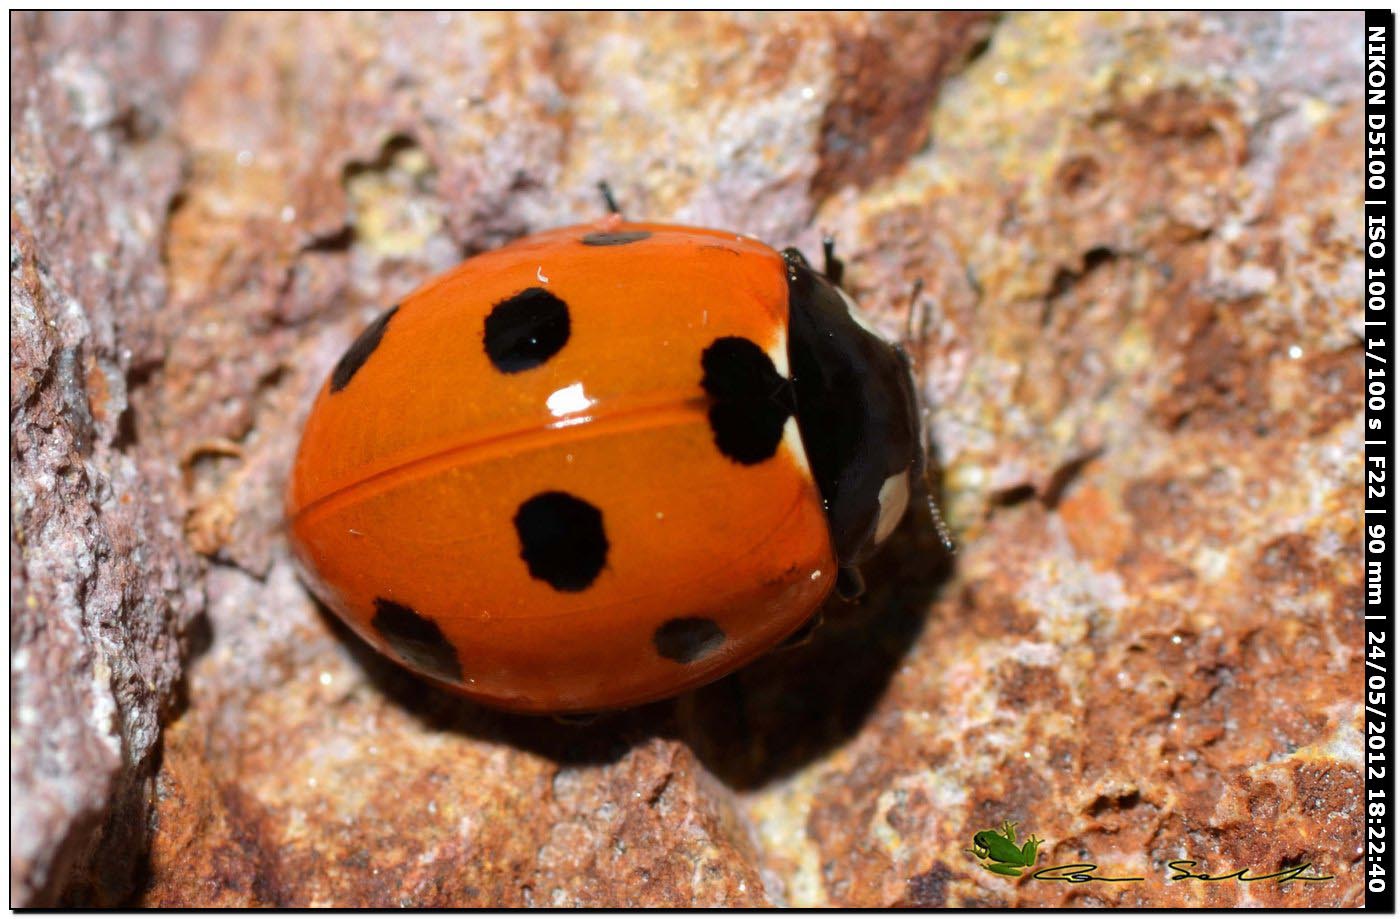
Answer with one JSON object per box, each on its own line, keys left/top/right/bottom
{"left": 9, "top": 11, "right": 221, "bottom": 906}
{"left": 9, "top": 11, "right": 1363, "bottom": 908}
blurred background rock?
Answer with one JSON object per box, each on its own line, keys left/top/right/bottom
{"left": 10, "top": 11, "right": 1364, "bottom": 907}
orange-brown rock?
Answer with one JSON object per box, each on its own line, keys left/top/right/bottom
{"left": 11, "top": 12, "right": 1363, "bottom": 907}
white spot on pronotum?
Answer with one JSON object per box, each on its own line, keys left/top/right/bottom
{"left": 874, "top": 471, "right": 911, "bottom": 544}
{"left": 537, "top": 265, "right": 549, "bottom": 284}
{"left": 1288, "top": 345, "right": 1303, "bottom": 359}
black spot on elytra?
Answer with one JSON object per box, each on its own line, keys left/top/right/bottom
{"left": 483, "top": 287, "right": 571, "bottom": 373}
{"left": 700, "top": 336, "right": 793, "bottom": 465}
{"left": 514, "top": 491, "right": 608, "bottom": 592}
{"left": 370, "top": 597, "right": 463, "bottom": 683}
{"left": 581, "top": 230, "right": 651, "bottom": 246}
{"left": 653, "top": 617, "right": 726, "bottom": 664}
{"left": 331, "top": 304, "right": 398, "bottom": 393}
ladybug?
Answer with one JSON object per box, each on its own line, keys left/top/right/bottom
{"left": 287, "top": 208, "right": 924, "bottom": 714}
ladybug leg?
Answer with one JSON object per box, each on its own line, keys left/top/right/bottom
{"left": 836, "top": 566, "right": 865, "bottom": 601}
{"left": 776, "top": 608, "right": 825, "bottom": 651}
{"left": 596, "top": 180, "right": 621, "bottom": 217}
{"left": 821, "top": 234, "right": 845, "bottom": 287}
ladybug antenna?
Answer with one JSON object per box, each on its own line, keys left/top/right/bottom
{"left": 901, "top": 277, "right": 931, "bottom": 370}
{"left": 597, "top": 181, "right": 621, "bottom": 217}
{"left": 915, "top": 393, "right": 955, "bottom": 555}
{"left": 901, "top": 275, "right": 955, "bottom": 554}
{"left": 821, "top": 234, "right": 845, "bottom": 287}
{"left": 916, "top": 410, "right": 956, "bottom": 555}
{"left": 925, "top": 487, "right": 956, "bottom": 554}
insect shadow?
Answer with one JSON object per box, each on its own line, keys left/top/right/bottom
{"left": 673, "top": 504, "right": 953, "bottom": 790}
{"left": 315, "top": 498, "right": 954, "bottom": 786}
{"left": 312, "top": 598, "right": 670, "bottom": 770}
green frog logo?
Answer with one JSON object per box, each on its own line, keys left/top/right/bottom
{"left": 967, "top": 821, "right": 1043, "bottom": 877}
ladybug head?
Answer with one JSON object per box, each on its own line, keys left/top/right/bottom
{"left": 782, "top": 249, "right": 924, "bottom": 596}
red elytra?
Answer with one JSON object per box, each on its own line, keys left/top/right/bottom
{"left": 287, "top": 217, "right": 922, "bottom": 713}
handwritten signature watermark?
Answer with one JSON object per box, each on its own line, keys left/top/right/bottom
{"left": 967, "top": 821, "right": 1334, "bottom": 885}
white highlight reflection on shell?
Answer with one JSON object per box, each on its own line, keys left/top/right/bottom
{"left": 546, "top": 382, "right": 592, "bottom": 417}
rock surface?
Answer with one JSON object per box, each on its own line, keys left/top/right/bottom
{"left": 10, "top": 12, "right": 219, "bottom": 906}
{"left": 10, "top": 11, "right": 1364, "bottom": 907}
